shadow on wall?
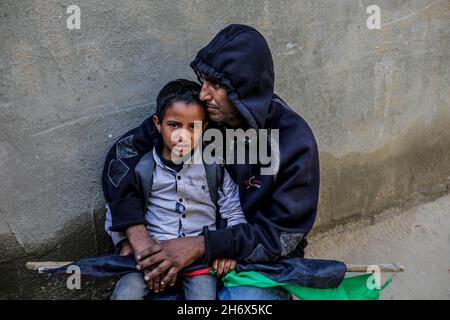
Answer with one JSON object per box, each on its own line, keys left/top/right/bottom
{"left": 316, "top": 107, "right": 450, "bottom": 232}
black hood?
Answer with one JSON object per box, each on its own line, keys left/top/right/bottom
{"left": 190, "top": 24, "right": 274, "bottom": 129}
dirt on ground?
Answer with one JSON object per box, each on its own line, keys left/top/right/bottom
{"left": 305, "top": 193, "right": 450, "bottom": 299}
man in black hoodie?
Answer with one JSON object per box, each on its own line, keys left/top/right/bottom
{"left": 103, "top": 24, "right": 320, "bottom": 299}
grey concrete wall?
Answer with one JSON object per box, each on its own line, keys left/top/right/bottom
{"left": 0, "top": 0, "right": 448, "bottom": 298}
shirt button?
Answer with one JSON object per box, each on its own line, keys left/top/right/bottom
{"left": 182, "top": 214, "right": 186, "bottom": 218}
{"left": 177, "top": 175, "right": 181, "bottom": 180}
{"left": 181, "top": 232, "right": 186, "bottom": 237}
{"left": 179, "top": 198, "right": 183, "bottom": 203}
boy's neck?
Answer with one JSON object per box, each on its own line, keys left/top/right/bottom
{"left": 161, "top": 147, "right": 193, "bottom": 164}
{"left": 161, "top": 148, "right": 174, "bottom": 162}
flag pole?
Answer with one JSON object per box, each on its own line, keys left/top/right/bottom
{"left": 26, "top": 261, "right": 405, "bottom": 273}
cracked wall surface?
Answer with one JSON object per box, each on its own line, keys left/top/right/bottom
{"left": 0, "top": 0, "right": 449, "bottom": 298}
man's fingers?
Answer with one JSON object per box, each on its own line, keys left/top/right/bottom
{"left": 169, "top": 276, "right": 177, "bottom": 287}
{"left": 152, "top": 275, "right": 160, "bottom": 293}
{"left": 160, "top": 267, "right": 178, "bottom": 291}
{"left": 230, "top": 260, "right": 237, "bottom": 271}
{"left": 136, "top": 243, "right": 163, "bottom": 261}
{"left": 143, "top": 268, "right": 154, "bottom": 289}
{"left": 137, "top": 252, "right": 164, "bottom": 270}
{"left": 147, "top": 260, "right": 172, "bottom": 285}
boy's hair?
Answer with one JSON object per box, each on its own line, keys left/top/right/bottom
{"left": 155, "top": 79, "right": 206, "bottom": 121}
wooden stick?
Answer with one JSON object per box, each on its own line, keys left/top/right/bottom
{"left": 346, "top": 263, "right": 404, "bottom": 273}
{"left": 27, "top": 261, "right": 405, "bottom": 273}
{"left": 26, "top": 261, "right": 72, "bottom": 271}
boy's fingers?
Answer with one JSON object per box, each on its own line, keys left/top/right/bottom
{"left": 212, "top": 259, "right": 219, "bottom": 271}
{"left": 217, "top": 259, "right": 225, "bottom": 276}
{"left": 230, "top": 260, "right": 237, "bottom": 270}
{"left": 223, "top": 259, "right": 231, "bottom": 274}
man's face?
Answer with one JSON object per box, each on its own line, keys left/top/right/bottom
{"left": 152, "top": 101, "right": 207, "bottom": 160}
{"left": 199, "top": 75, "right": 244, "bottom": 127}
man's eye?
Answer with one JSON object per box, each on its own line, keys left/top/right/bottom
{"left": 168, "top": 123, "right": 179, "bottom": 128}
{"left": 203, "top": 76, "right": 222, "bottom": 89}
{"left": 210, "top": 80, "right": 221, "bottom": 88}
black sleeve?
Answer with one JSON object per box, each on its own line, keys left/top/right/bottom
{"left": 203, "top": 123, "right": 320, "bottom": 263}
{"left": 101, "top": 117, "right": 156, "bottom": 231}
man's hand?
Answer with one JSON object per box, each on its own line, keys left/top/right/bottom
{"left": 136, "top": 236, "right": 205, "bottom": 293}
{"left": 125, "top": 224, "right": 164, "bottom": 290}
{"left": 119, "top": 239, "right": 134, "bottom": 256}
{"left": 212, "top": 258, "right": 237, "bottom": 276}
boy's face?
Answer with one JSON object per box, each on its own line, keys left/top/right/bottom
{"left": 153, "top": 101, "right": 207, "bottom": 161}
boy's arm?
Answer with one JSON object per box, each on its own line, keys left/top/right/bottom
{"left": 217, "top": 169, "right": 247, "bottom": 227}
{"left": 104, "top": 205, "right": 127, "bottom": 248}
{"left": 213, "top": 171, "right": 245, "bottom": 275}
{"left": 105, "top": 206, "right": 155, "bottom": 258}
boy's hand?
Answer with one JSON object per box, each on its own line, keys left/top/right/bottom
{"left": 119, "top": 239, "right": 134, "bottom": 256}
{"left": 212, "top": 258, "right": 237, "bottom": 276}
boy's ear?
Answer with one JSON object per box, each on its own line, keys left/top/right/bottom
{"left": 152, "top": 115, "right": 161, "bottom": 132}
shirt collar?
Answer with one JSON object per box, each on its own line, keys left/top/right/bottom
{"left": 152, "top": 146, "right": 203, "bottom": 171}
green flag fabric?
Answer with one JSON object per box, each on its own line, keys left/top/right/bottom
{"left": 220, "top": 270, "right": 392, "bottom": 300}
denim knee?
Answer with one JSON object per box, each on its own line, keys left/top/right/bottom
{"left": 218, "top": 285, "right": 292, "bottom": 300}
{"left": 183, "top": 274, "right": 217, "bottom": 300}
{"left": 111, "top": 272, "right": 148, "bottom": 300}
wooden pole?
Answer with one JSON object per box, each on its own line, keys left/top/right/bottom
{"left": 26, "top": 261, "right": 73, "bottom": 271}
{"left": 346, "top": 263, "right": 404, "bottom": 273}
{"left": 26, "top": 261, "right": 405, "bottom": 273}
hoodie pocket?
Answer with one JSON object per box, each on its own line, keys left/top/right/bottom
{"left": 244, "top": 243, "right": 278, "bottom": 263}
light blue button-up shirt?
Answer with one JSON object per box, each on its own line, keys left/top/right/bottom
{"left": 105, "top": 147, "right": 246, "bottom": 246}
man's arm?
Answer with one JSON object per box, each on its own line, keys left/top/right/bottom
{"left": 136, "top": 118, "right": 320, "bottom": 287}
{"left": 136, "top": 236, "right": 205, "bottom": 292}
{"left": 204, "top": 121, "right": 320, "bottom": 263}
{"left": 102, "top": 116, "right": 157, "bottom": 231}
{"left": 136, "top": 137, "right": 319, "bottom": 288}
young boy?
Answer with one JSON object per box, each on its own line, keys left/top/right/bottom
{"left": 104, "top": 79, "right": 247, "bottom": 300}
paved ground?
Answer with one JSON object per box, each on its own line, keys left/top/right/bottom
{"left": 305, "top": 193, "right": 450, "bottom": 299}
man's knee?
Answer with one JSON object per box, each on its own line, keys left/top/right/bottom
{"left": 111, "top": 272, "right": 148, "bottom": 300}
